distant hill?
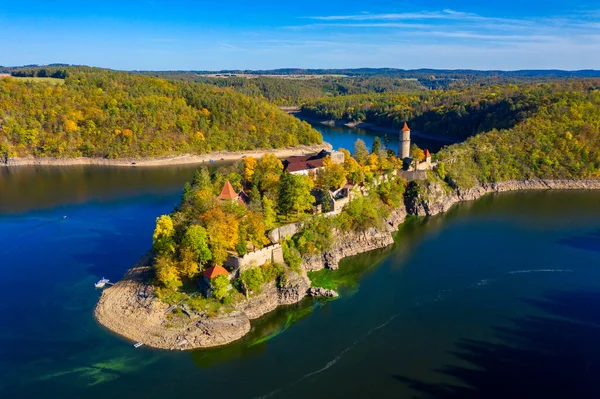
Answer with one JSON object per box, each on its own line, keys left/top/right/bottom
{"left": 0, "top": 67, "right": 322, "bottom": 159}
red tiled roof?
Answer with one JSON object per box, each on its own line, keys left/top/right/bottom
{"left": 203, "top": 265, "right": 229, "bottom": 279}
{"left": 401, "top": 122, "right": 410, "bottom": 132}
{"left": 218, "top": 180, "right": 238, "bottom": 200}
{"left": 424, "top": 149, "right": 431, "bottom": 158}
{"left": 286, "top": 158, "right": 324, "bottom": 172}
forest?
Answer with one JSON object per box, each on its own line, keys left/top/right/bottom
{"left": 301, "top": 81, "right": 600, "bottom": 140}
{"left": 138, "top": 73, "right": 426, "bottom": 105}
{"left": 0, "top": 68, "right": 322, "bottom": 158}
{"left": 436, "top": 82, "right": 600, "bottom": 189}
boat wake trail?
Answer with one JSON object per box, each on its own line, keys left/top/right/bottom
{"left": 14, "top": 216, "right": 67, "bottom": 237}
{"left": 253, "top": 314, "right": 400, "bottom": 399}
{"left": 254, "top": 267, "right": 578, "bottom": 398}
{"left": 506, "top": 269, "right": 573, "bottom": 274}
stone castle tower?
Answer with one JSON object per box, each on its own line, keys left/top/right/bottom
{"left": 400, "top": 122, "right": 411, "bottom": 159}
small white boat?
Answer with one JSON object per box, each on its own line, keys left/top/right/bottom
{"left": 95, "top": 278, "right": 110, "bottom": 288}
{"left": 133, "top": 342, "right": 144, "bottom": 348}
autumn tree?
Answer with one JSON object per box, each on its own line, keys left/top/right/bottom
{"left": 353, "top": 139, "right": 369, "bottom": 165}
{"left": 155, "top": 253, "right": 182, "bottom": 289}
{"left": 152, "top": 215, "right": 176, "bottom": 255}
{"left": 243, "top": 156, "right": 258, "bottom": 183}
{"left": 253, "top": 153, "right": 283, "bottom": 198}
{"left": 340, "top": 148, "right": 365, "bottom": 185}
{"left": 201, "top": 206, "right": 240, "bottom": 265}
{"left": 316, "top": 155, "right": 346, "bottom": 190}
{"left": 262, "top": 196, "right": 277, "bottom": 229}
{"left": 410, "top": 143, "right": 425, "bottom": 163}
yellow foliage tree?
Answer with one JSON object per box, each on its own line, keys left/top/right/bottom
{"left": 64, "top": 119, "right": 78, "bottom": 133}
{"left": 152, "top": 215, "right": 176, "bottom": 254}
{"left": 155, "top": 253, "right": 182, "bottom": 289}
{"left": 202, "top": 206, "right": 240, "bottom": 265}
{"left": 243, "top": 156, "right": 258, "bottom": 182}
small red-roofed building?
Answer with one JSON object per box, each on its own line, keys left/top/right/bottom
{"left": 218, "top": 180, "right": 239, "bottom": 201}
{"left": 203, "top": 265, "right": 229, "bottom": 280}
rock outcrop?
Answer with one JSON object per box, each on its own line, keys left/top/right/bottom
{"left": 406, "top": 179, "right": 600, "bottom": 217}
{"left": 302, "top": 207, "right": 407, "bottom": 271}
{"left": 307, "top": 287, "right": 339, "bottom": 297}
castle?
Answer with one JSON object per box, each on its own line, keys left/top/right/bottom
{"left": 399, "top": 122, "right": 433, "bottom": 171}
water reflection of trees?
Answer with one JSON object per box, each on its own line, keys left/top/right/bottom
{"left": 394, "top": 290, "right": 600, "bottom": 398}
{"left": 0, "top": 165, "right": 200, "bottom": 213}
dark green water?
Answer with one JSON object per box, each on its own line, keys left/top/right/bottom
{"left": 2, "top": 167, "right": 600, "bottom": 398}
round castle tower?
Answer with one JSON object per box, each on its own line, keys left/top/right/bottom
{"left": 400, "top": 122, "right": 411, "bottom": 159}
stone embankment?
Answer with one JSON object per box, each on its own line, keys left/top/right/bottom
{"left": 406, "top": 179, "right": 600, "bottom": 217}
{"left": 2, "top": 143, "right": 332, "bottom": 167}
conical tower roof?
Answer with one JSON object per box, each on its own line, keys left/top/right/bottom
{"left": 218, "top": 180, "right": 238, "bottom": 200}
{"left": 401, "top": 122, "right": 410, "bottom": 132}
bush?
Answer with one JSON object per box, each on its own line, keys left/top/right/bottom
{"left": 293, "top": 216, "right": 334, "bottom": 255}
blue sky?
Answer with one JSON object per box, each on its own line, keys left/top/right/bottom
{"left": 1, "top": 1, "right": 599, "bottom": 70}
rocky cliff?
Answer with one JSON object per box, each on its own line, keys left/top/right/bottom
{"left": 302, "top": 207, "right": 407, "bottom": 271}
{"left": 406, "top": 179, "right": 600, "bottom": 217}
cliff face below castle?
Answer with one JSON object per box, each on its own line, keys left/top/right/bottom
{"left": 302, "top": 207, "right": 407, "bottom": 272}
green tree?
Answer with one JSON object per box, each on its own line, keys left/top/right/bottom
{"left": 211, "top": 275, "right": 230, "bottom": 301}
{"left": 291, "top": 174, "right": 315, "bottom": 217}
{"left": 248, "top": 185, "right": 262, "bottom": 212}
{"left": 353, "top": 139, "right": 369, "bottom": 165}
{"left": 372, "top": 136, "right": 382, "bottom": 155}
{"left": 262, "top": 196, "right": 277, "bottom": 230}
{"left": 277, "top": 171, "right": 295, "bottom": 217}
{"left": 181, "top": 225, "right": 212, "bottom": 265}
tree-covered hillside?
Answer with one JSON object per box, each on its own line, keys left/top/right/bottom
{"left": 139, "top": 73, "right": 426, "bottom": 105}
{"left": 0, "top": 68, "right": 322, "bottom": 159}
{"left": 301, "top": 81, "right": 600, "bottom": 140}
{"left": 436, "top": 82, "right": 600, "bottom": 188}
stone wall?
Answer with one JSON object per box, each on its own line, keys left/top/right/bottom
{"left": 225, "top": 243, "right": 284, "bottom": 272}
{"left": 268, "top": 222, "right": 303, "bottom": 243}
{"left": 398, "top": 170, "right": 427, "bottom": 181}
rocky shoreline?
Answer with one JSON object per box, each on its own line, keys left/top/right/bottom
{"left": 2, "top": 143, "right": 332, "bottom": 167}
{"left": 94, "top": 178, "right": 600, "bottom": 350}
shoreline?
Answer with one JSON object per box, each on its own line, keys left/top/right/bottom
{"left": 1, "top": 143, "right": 332, "bottom": 168}
{"left": 94, "top": 178, "right": 600, "bottom": 350}
{"left": 290, "top": 111, "right": 459, "bottom": 144}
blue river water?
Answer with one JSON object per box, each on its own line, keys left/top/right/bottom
{"left": 2, "top": 129, "right": 600, "bottom": 398}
